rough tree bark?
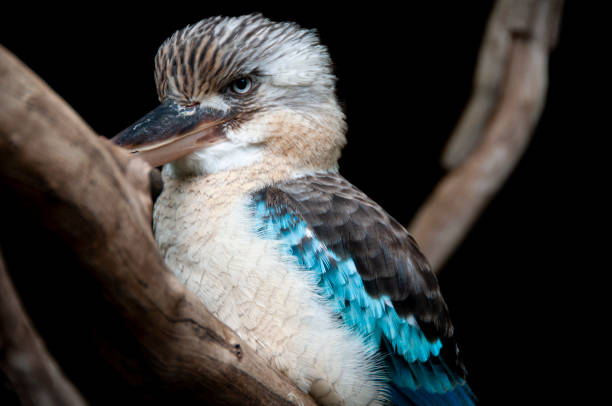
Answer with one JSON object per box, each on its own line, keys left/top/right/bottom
{"left": 0, "top": 44, "right": 316, "bottom": 406}
{"left": 410, "top": 0, "right": 564, "bottom": 272}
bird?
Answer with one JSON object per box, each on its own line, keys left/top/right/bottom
{"left": 112, "top": 13, "right": 476, "bottom": 406}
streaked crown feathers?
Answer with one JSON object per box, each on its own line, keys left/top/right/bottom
{"left": 151, "top": 14, "right": 347, "bottom": 176}
{"left": 154, "top": 13, "right": 337, "bottom": 104}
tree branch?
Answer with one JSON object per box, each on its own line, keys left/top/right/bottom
{"left": 409, "top": 0, "right": 564, "bottom": 272}
{"left": 0, "top": 44, "right": 315, "bottom": 406}
{"left": 0, "top": 247, "right": 89, "bottom": 406}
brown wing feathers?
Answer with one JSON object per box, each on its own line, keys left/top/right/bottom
{"left": 266, "top": 172, "right": 455, "bottom": 341}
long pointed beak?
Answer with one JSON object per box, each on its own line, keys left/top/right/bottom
{"left": 112, "top": 99, "right": 232, "bottom": 167}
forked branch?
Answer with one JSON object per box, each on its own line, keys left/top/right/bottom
{"left": 409, "top": 0, "right": 564, "bottom": 272}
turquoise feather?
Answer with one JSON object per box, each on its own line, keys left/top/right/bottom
{"left": 252, "top": 198, "right": 447, "bottom": 392}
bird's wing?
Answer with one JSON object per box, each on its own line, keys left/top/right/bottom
{"left": 250, "top": 172, "right": 476, "bottom": 405}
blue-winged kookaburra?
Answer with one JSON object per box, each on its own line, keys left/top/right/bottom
{"left": 112, "top": 14, "right": 476, "bottom": 406}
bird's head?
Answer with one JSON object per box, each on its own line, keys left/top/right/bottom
{"left": 112, "top": 14, "right": 346, "bottom": 177}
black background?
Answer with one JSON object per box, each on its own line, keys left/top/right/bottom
{"left": 1, "top": 3, "right": 594, "bottom": 404}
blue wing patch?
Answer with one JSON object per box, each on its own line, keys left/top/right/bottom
{"left": 251, "top": 190, "right": 476, "bottom": 405}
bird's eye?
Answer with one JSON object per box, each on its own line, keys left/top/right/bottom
{"left": 230, "top": 77, "right": 252, "bottom": 94}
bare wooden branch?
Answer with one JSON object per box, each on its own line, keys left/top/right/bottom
{"left": 409, "top": 0, "right": 564, "bottom": 272}
{"left": 0, "top": 247, "right": 89, "bottom": 406}
{"left": 0, "top": 44, "right": 315, "bottom": 406}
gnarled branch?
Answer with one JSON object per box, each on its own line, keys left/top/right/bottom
{"left": 409, "top": 0, "right": 564, "bottom": 272}
{"left": 0, "top": 247, "right": 88, "bottom": 406}
{"left": 0, "top": 44, "right": 315, "bottom": 406}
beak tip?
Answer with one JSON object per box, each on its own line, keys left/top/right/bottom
{"left": 110, "top": 132, "right": 123, "bottom": 146}
{"left": 111, "top": 125, "right": 143, "bottom": 149}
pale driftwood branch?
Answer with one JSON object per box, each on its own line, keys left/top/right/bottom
{"left": 0, "top": 247, "right": 89, "bottom": 406}
{"left": 0, "top": 44, "right": 315, "bottom": 406}
{"left": 409, "top": 0, "right": 563, "bottom": 272}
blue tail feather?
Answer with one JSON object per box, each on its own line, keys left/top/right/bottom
{"left": 383, "top": 335, "right": 476, "bottom": 405}
{"left": 390, "top": 382, "right": 477, "bottom": 406}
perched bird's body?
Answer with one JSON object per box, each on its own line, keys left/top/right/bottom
{"left": 114, "top": 14, "right": 476, "bottom": 405}
{"left": 155, "top": 165, "right": 383, "bottom": 405}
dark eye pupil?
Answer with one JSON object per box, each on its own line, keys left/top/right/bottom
{"left": 231, "top": 77, "right": 252, "bottom": 94}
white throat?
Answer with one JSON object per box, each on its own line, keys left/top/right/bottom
{"left": 165, "top": 140, "right": 264, "bottom": 177}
